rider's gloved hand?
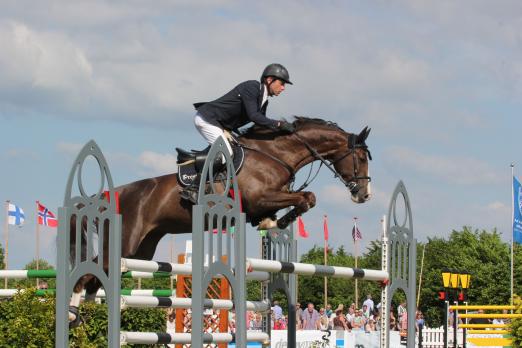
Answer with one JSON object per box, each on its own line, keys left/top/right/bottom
{"left": 278, "top": 121, "right": 295, "bottom": 133}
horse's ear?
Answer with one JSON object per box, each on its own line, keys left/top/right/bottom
{"left": 357, "top": 126, "right": 371, "bottom": 143}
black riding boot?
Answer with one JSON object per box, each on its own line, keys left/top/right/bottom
{"left": 180, "top": 156, "right": 225, "bottom": 204}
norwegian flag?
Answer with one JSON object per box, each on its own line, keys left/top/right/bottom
{"left": 352, "top": 218, "right": 362, "bottom": 241}
{"left": 37, "top": 201, "right": 58, "bottom": 228}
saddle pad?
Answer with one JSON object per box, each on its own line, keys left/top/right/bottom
{"left": 177, "top": 145, "right": 245, "bottom": 187}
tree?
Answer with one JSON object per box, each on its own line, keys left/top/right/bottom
{"left": 417, "top": 227, "right": 516, "bottom": 327}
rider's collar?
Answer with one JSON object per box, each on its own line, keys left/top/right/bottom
{"left": 261, "top": 83, "right": 268, "bottom": 106}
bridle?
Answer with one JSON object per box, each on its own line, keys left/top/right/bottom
{"left": 293, "top": 132, "right": 372, "bottom": 195}
{"left": 239, "top": 131, "right": 372, "bottom": 195}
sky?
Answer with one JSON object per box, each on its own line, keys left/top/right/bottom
{"left": 1, "top": 1, "right": 521, "bottom": 269}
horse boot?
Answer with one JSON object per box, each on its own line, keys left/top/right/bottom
{"left": 180, "top": 155, "right": 225, "bottom": 204}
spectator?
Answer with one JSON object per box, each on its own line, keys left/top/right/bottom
{"left": 469, "top": 309, "right": 490, "bottom": 326}
{"left": 363, "top": 294, "right": 374, "bottom": 313}
{"left": 251, "top": 313, "right": 263, "bottom": 331}
{"left": 390, "top": 311, "right": 398, "bottom": 330}
{"left": 366, "top": 318, "right": 377, "bottom": 332}
{"left": 166, "top": 309, "right": 176, "bottom": 348}
{"left": 272, "top": 300, "right": 283, "bottom": 320}
{"left": 397, "top": 302, "right": 407, "bottom": 327}
{"left": 329, "top": 303, "right": 343, "bottom": 328}
{"left": 400, "top": 310, "right": 408, "bottom": 332}
{"left": 37, "top": 281, "right": 49, "bottom": 290}
{"left": 319, "top": 308, "right": 329, "bottom": 330}
{"left": 351, "top": 309, "right": 366, "bottom": 331}
{"left": 325, "top": 304, "right": 333, "bottom": 318}
{"left": 373, "top": 309, "right": 382, "bottom": 331}
{"left": 301, "top": 302, "right": 321, "bottom": 330}
{"left": 362, "top": 304, "right": 370, "bottom": 319}
{"left": 296, "top": 302, "right": 303, "bottom": 330}
{"left": 346, "top": 306, "right": 355, "bottom": 324}
{"left": 332, "top": 310, "right": 350, "bottom": 331}
{"left": 492, "top": 309, "right": 508, "bottom": 329}
{"left": 274, "top": 316, "right": 287, "bottom": 330}
{"left": 415, "top": 311, "right": 425, "bottom": 331}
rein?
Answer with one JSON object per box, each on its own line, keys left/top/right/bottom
{"left": 239, "top": 130, "right": 371, "bottom": 194}
{"left": 292, "top": 133, "right": 371, "bottom": 194}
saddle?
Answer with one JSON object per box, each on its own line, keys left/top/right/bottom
{"left": 176, "top": 145, "right": 245, "bottom": 187}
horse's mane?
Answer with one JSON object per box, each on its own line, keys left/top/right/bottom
{"left": 240, "top": 116, "right": 346, "bottom": 138}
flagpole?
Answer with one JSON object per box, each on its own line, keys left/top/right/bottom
{"left": 417, "top": 244, "right": 426, "bottom": 308}
{"left": 170, "top": 234, "right": 174, "bottom": 290}
{"left": 354, "top": 217, "right": 359, "bottom": 308}
{"left": 511, "top": 163, "right": 515, "bottom": 310}
{"left": 4, "top": 201, "right": 9, "bottom": 289}
{"left": 36, "top": 201, "right": 40, "bottom": 287}
{"left": 324, "top": 239, "right": 328, "bottom": 310}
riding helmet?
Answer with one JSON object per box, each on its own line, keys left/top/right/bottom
{"left": 261, "top": 63, "right": 293, "bottom": 85}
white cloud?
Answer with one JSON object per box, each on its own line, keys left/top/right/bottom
{"left": 384, "top": 146, "right": 503, "bottom": 185}
{"left": 138, "top": 151, "right": 178, "bottom": 175}
{"left": 56, "top": 141, "right": 178, "bottom": 178}
{"left": 0, "top": 1, "right": 518, "bottom": 131}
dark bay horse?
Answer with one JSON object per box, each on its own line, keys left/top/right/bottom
{"left": 72, "top": 117, "right": 372, "bottom": 311}
{"left": 116, "top": 117, "right": 371, "bottom": 260}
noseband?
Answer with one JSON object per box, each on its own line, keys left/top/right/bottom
{"left": 330, "top": 133, "right": 372, "bottom": 194}
{"left": 294, "top": 133, "right": 372, "bottom": 195}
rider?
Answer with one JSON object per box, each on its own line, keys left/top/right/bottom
{"left": 180, "top": 63, "right": 296, "bottom": 201}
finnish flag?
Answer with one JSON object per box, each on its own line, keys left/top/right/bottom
{"left": 8, "top": 203, "right": 25, "bottom": 226}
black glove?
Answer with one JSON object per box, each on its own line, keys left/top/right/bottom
{"left": 278, "top": 121, "right": 295, "bottom": 133}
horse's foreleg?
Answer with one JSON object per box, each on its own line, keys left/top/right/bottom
{"left": 256, "top": 191, "right": 316, "bottom": 229}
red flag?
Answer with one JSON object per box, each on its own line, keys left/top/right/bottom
{"left": 323, "top": 215, "right": 329, "bottom": 241}
{"left": 37, "top": 202, "right": 58, "bottom": 228}
{"left": 297, "top": 216, "right": 309, "bottom": 238}
{"left": 103, "top": 191, "right": 120, "bottom": 213}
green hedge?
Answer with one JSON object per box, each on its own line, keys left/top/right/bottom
{"left": 0, "top": 288, "right": 166, "bottom": 348}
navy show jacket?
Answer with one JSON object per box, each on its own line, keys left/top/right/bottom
{"left": 194, "top": 80, "right": 279, "bottom": 131}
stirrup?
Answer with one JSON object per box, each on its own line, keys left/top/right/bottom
{"left": 180, "top": 185, "right": 198, "bottom": 204}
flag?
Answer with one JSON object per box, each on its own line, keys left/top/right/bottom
{"left": 8, "top": 202, "right": 25, "bottom": 226}
{"left": 352, "top": 219, "right": 362, "bottom": 241}
{"left": 37, "top": 202, "right": 58, "bottom": 228}
{"left": 513, "top": 176, "right": 522, "bottom": 244}
{"left": 297, "top": 216, "right": 309, "bottom": 238}
{"left": 323, "top": 215, "right": 329, "bottom": 241}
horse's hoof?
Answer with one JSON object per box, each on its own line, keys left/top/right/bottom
{"left": 68, "top": 306, "right": 83, "bottom": 328}
{"left": 258, "top": 218, "right": 277, "bottom": 230}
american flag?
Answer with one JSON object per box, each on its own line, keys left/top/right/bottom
{"left": 352, "top": 219, "right": 362, "bottom": 241}
{"left": 37, "top": 201, "right": 58, "bottom": 228}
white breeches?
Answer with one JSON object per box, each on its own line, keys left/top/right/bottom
{"left": 194, "top": 113, "right": 233, "bottom": 156}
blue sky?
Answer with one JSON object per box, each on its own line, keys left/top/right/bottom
{"left": 1, "top": 1, "right": 521, "bottom": 269}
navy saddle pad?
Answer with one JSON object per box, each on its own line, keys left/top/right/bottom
{"left": 177, "top": 145, "right": 245, "bottom": 187}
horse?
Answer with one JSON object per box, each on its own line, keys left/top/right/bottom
{"left": 69, "top": 116, "right": 372, "bottom": 323}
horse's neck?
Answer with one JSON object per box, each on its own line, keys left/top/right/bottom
{"left": 247, "top": 128, "right": 344, "bottom": 172}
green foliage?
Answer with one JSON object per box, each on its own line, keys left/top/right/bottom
{"left": 0, "top": 243, "right": 5, "bottom": 270}
{"left": 0, "top": 287, "right": 167, "bottom": 347}
{"left": 298, "top": 245, "right": 383, "bottom": 309}
{"left": 122, "top": 277, "right": 173, "bottom": 290}
{"left": 511, "top": 295, "right": 522, "bottom": 348}
{"left": 0, "top": 288, "right": 57, "bottom": 347}
{"left": 417, "top": 227, "right": 519, "bottom": 327}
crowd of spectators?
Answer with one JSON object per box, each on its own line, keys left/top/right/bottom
{"left": 170, "top": 294, "right": 426, "bottom": 335}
